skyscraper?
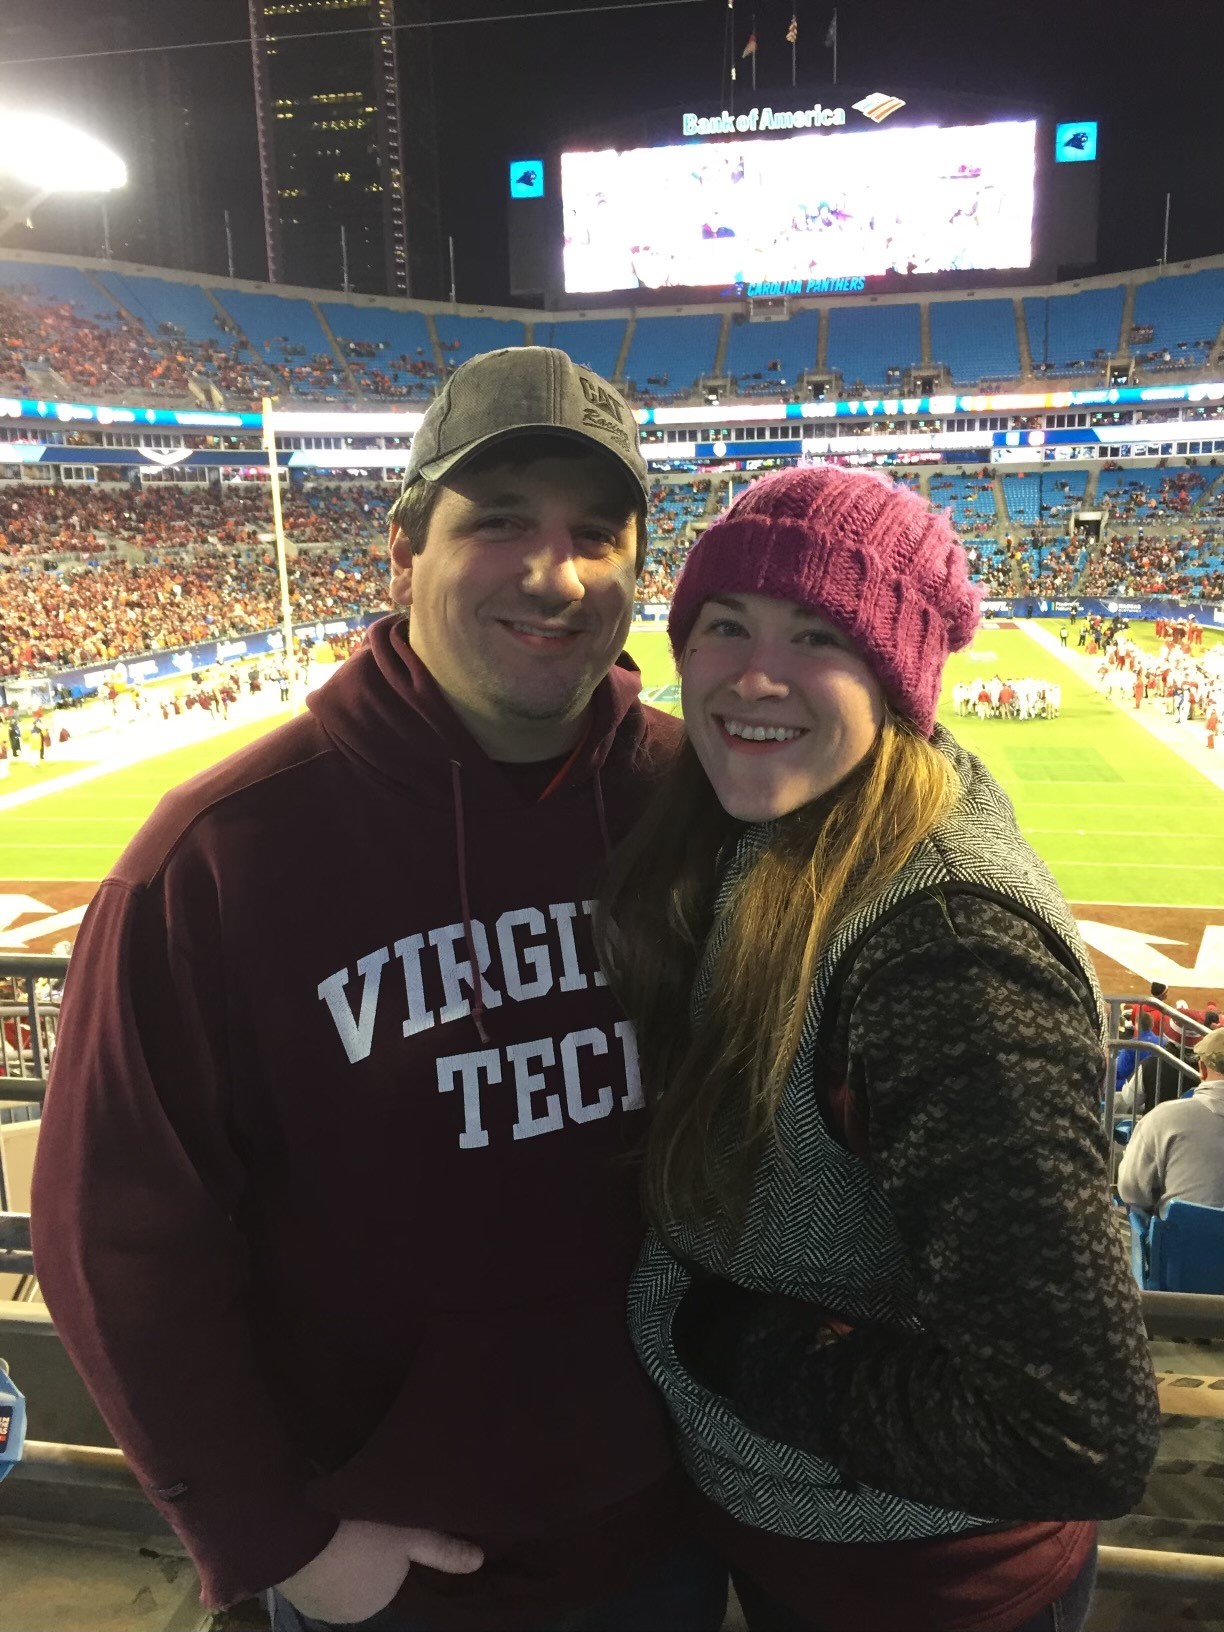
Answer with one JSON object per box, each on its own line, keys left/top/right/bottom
{"left": 248, "top": 0, "right": 441, "bottom": 298}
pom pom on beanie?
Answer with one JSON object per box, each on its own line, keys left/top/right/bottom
{"left": 668, "top": 465, "right": 981, "bottom": 738}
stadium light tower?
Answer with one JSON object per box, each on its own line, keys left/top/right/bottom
{"left": 0, "top": 112, "right": 127, "bottom": 242}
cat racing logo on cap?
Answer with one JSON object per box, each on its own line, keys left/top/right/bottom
{"left": 578, "top": 374, "right": 625, "bottom": 425}
{"left": 581, "top": 408, "right": 630, "bottom": 448}
{"left": 852, "top": 92, "right": 906, "bottom": 124}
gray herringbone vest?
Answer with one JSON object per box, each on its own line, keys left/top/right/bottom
{"left": 628, "top": 728, "right": 1103, "bottom": 1543}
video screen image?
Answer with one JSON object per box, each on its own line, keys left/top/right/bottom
{"left": 561, "top": 120, "right": 1037, "bottom": 293}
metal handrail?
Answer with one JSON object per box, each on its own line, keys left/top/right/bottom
{"left": 0, "top": 955, "right": 71, "bottom": 978}
{"left": 0, "top": 954, "right": 63, "bottom": 1104}
{"left": 11, "top": 1439, "right": 137, "bottom": 1490}
{"left": 0, "top": 1209, "right": 33, "bottom": 1275}
{"left": 7, "top": 1452, "right": 1224, "bottom": 1599}
{"left": 1097, "top": 1546, "right": 1224, "bottom": 1591}
{"left": 1141, "top": 1290, "right": 1224, "bottom": 1340}
{"left": 0, "top": 1080, "right": 46, "bottom": 1106}
{"left": 1099, "top": 993, "right": 1212, "bottom": 1178}
{"left": 1104, "top": 991, "right": 1212, "bottom": 1053}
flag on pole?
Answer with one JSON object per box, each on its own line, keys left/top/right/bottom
{"left": 786, "top": 13, "right": 798, "bottom": 43}
{"left": 824, "top": 9, "right": 837, "bottom": 47}
{"left": 742, "top": 30, "right": 758, "bottom": 56}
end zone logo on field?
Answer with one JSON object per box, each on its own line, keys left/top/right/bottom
{"left": 852, "top": 92, "right": 907, "bottom": 124}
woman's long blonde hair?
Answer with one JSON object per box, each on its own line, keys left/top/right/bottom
{"left": 597, "top": 714, "right": 957, "bottom": 1239}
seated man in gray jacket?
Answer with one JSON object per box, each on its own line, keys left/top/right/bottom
{"left": 1118, "top": 1025, "right": 1224, "bottom": 1213}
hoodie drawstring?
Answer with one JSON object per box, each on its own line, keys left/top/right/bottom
{"left": 450, "top": 741, "right": 612, "bottom": 1046}
{"left": 592, "top": 769, "right": 611, "bottom": 862}
{"left": 450, "top": 759, "right": 490, "bottom": 1045}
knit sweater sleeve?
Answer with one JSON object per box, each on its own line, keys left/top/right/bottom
{"left": 685, "top": 890, "right": 1160, "bottom": 1520}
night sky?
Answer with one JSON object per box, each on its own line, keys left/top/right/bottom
{"left": 1, "top": 0, "right": 1222, "bottom": 303}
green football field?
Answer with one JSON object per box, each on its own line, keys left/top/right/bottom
{"left": 2, "top": 623, "right": 1222, "bottom": 908}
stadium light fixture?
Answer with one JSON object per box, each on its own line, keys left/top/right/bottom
{"left": 0, "top": 112, "right": 127, "bottom": 242}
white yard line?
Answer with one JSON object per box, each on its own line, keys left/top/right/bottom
{"left": 1012, "top": 620, "right": 1224, "bottom": 795}
{"left": 0, "top": 694, "right": 296, "bottom": 815}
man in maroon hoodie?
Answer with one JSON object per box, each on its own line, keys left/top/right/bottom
{"left": 32, "top": 350, "right": 725, "bottom": 1632}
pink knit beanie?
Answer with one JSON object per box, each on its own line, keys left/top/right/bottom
{"left": 668, "top": 465, "right": 981, "bottom": 738}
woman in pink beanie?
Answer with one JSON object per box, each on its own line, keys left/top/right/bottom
{"left": 599, "top": 466, "right": 1157, "bottom": 1632}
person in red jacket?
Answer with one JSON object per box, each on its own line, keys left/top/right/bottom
{"left": 1142, "top": 981, "right": 1212, "bottom": 1059}
{"left": 32, "top": 350, "right": 726, "bottom": 1632}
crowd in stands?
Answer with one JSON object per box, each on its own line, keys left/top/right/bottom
{"left": 1031, "top": 351, "right": 1109, "bottom": 378}
{"left": 637, "top": 540, "right": 689, "bottom": 605}
{"left": 928, "top": 472, "right": 998, "bottom": 538}
{"left": 636, "top": 479, "right": 711, "bottom": 604}
{"left": 161, "top": 314, "right": 286, "bottom": 404}
{"left": 1079, "top": 530, "right": 1224, "bottom": 600}
{"left": 0, "top": 290, "right": 356, "bottom": 409}
{"left": 1012, "top": 530, "right": 1086, "bottom": 594}
{"left": 261, "top": 344, "right": 348, "bottom": 403}
{"left": 279, "top": 484, "right": 395, "bottom": 548}
{"left": 1128, "top": 327, "right": 1217, "bottom": 374}
{"left": 967, "top": 554, "right": 1014, "bottom": 595}
{"left": 6, "top": 461, "right": 1224, "bottom": 679}
{"left": 2, "top": 476, "right": 719, "bottom": 674}
{"left": 0, "top": 544, "right": 382, "bottom": 678}
{"left": 1, "top": 290, "right": 193, "bottom": 398}
{"left": 0, "top": 480, "right": 396, "bottom": 565}
{"left": 339, "top": 339, "right": 439, "bottom": 402}
{"left": 1100, "top": 466, "right": 1211, "bottom": 520}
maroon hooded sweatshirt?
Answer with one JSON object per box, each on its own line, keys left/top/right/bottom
{"left": 31, "top": 614, "right": 684, "bottom": 1628}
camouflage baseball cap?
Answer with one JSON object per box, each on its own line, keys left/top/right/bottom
{"left": 401, "top": 346, "right": 647, "bottom": 504}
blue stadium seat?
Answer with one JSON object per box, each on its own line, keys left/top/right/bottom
{"left": 0, "top": 260, "right": 119, "bottom": 319}
{"left": 928, "top": 474, "right": 996, "bottom": 529}
{"left": 533, "top": 319, "right": 626, "bottom": 380}
{"left": 1001, "top": 474, "right": 1040, "bottom": 525}
{"left": 211, "top": 288, "right": 348, "bottom": 399}
{"left": 826, "top": 304, "right": 920, "bottom": 392}
{"left": 929, "top": 299, "right": 1019, "bottom": 384}
{"left": 723, "top": 310, "right": 820, "bottom": 392}
{"left": 1024, "top": 287, "right": 1125, "bottom": 376}
{"left": 96, "top": 270, "right": 222, "bottom": 345}
{"left": 1129, "top": 1200, "right": 1224, "bottom": 1293}
{"left": 1130, "top": 268, "right": 1224, "bottom": 368}
{"left": 1001, "top": 471, "right": 1088, "bottom": 525}
{"left": 319, "top": 302, "right": 437, "bottom": 400}
{"left": 433, "top": 314, "right": 526, "bottom": 366}
{"left": 623, "top": 315, "right": 722, "bottom": 399}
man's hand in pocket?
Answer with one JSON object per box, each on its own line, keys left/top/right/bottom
{"left": 277, "top": 1517, "right": 484, "bottom": 1624}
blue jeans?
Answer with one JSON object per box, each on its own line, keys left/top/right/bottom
{"left": 730, "top": 1542, "right": 1098, "bottom": 1632}
{"left": 266, "top": 1540, "right": 728, "bottom": 1632}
